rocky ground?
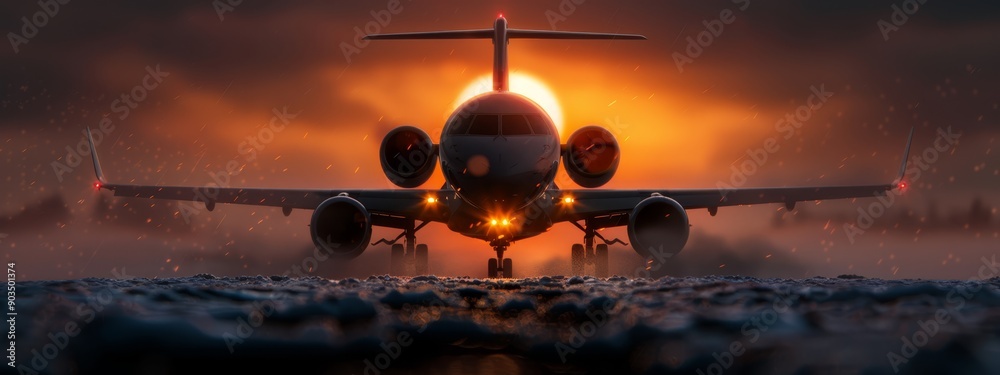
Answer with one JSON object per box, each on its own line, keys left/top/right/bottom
{"left": 12, "top": 274, "right": 1000, "bottom": 374}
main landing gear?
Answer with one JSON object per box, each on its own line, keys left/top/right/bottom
{"left": 569, "top": 221, "right": 626, "bottom": 278}
{"left": 487, "top": 238, "right": 513, "bottom": 278}
{"left": 372, "top": 220, "right": 430, "bottom": 276}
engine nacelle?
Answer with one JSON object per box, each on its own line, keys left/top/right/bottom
{"left": 562, "top": 125, "right": 620, "bottom": 188}
{"left": 380, "top": 126, "right": 438, "bottom": 188}
{"left": 310, "top": 196, "right": 372, "bottom": 259}
{"left": 627, "top": 195, "right": 690, "bottom": 259}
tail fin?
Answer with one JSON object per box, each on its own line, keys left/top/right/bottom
{"left": 364, "top": 16, "right": 646, "bottom": 91}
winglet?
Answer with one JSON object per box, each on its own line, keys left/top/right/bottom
{"left": 894, "top": 127, "right": 914, "bottom": 186}
{"left": 87, "top": 128, "right": 107, "bottom": 185}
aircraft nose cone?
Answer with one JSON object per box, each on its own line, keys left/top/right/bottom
{"left": 443, "top": 136, "right": 557, "bottom": 210}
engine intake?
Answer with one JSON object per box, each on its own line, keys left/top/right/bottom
{"left": 310, "top": 196, "right": 371, "bottom": 259}
{"left": 380, "top": 126, "right": 438, "bottom": 188}
{"left": 627, "top": 195, "right": 690, "bottom": 260}
{"left": 563, "top": 125, "right": 620, "bottom": 188}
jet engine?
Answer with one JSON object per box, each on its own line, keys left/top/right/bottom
{"left": 380, "top": 126, "right": 438, "bottom": 188}
{"left": 310, "top": 196, "right": 371, "bottom": 259}
{"left": 562, "top": 126, "right": 620, "bottom": 188}
{"left": 627, "top": 195, "right": 690, "bottom": 259}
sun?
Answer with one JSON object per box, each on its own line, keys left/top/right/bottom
{"left": 453, "top": 73, "right": 564, "bottom": 135}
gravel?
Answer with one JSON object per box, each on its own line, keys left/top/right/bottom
{"left": 14, "top": 275, "right": 1000, "bottom": 374}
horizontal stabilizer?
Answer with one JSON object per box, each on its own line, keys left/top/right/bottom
{"left": 364, "top": 29, "right": 646, "bottom": 41}
{"left": 364, "top": 29, "right": 493, "bottom": 40}
{"left": 363, "top": 16, "right": 647, "bottom": 91}
{"left": 508, "top": 29, "right": 646, "bottom": 40}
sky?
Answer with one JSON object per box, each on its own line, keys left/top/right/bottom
{"left": 1, "top": 0, "right": 997, "bottom": 280}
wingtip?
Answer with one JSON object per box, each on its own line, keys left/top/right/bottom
{"left": 894, "top": 127, "right": 915, "bottom": 186}
{"left": 87, "top": 127, "right": 107, "bottom": 185}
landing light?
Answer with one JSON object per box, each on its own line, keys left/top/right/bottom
{"left": 426, "top": 197, "right": 437, "bottom": 204}
{"left": 489, "top": 218, "right": 513, "bottom": 226}
{"left": 562, "top": 196, "right": 574, "bottom": 204}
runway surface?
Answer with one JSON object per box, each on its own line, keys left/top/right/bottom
{"left": 14, "top": 274, "right": 1000, "bottom": 374}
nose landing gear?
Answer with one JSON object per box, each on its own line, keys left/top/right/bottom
{"left": 488, "top": 239, "right": 513, "bottom": 278}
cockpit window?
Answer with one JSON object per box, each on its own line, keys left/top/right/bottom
{"left": 468, "top": 115, "right": 499, "bottom": 135}
{"left": 525, "top": 114, "right": 553, "bottom": 135}
{"left": 448, "top": 115, "right": 474, "bottom": 135}
{"left": 501, "top": 115, "right": 532, "bottom": 135}
{"left": 449, "top": 113, "right": 553, "bottom": 136}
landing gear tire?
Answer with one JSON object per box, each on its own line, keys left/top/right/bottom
{"left": 502, "top": 258, "right": 513, "bottom": 278}
{"left": 390, "top": 244, "right": 405, "bottom": 275}
{"left": 415, "top": 244, "right": 429, "bottom": 275}
{"left": 488, "top": 258, "right": 499, "bottom": 278}
{"left": 594, "top": 244, "right": 609, "bottom": 278}
{"left": 571, "top": 244, "right": 585, "bottom": 275}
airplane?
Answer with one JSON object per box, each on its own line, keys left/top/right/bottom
{"left": 87, "top": 15, "right": 914, "bottom": 278}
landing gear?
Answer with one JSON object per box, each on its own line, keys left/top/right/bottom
{"left": 372, "top": 221, "right": 431, "bottom": 276}
{"left": 487, "top": 239, "right": 513, "bottom": 278}
{"left": 569, "top": 221, "right": 626, "bottom": 278}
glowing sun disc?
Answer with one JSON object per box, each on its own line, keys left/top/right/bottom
{"left": 453, "top": 73, "right": 564, "bottom": 135}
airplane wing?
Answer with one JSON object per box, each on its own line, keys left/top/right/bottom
{"left": 553, "top": 129, "right": 914, "bottom": 223}
{"left": 86, "top": 129, "right": 450, "bottom": 224}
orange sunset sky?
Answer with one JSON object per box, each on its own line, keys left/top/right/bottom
{"left": 1, "top": 1, "right": 997, "bottom": 280}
